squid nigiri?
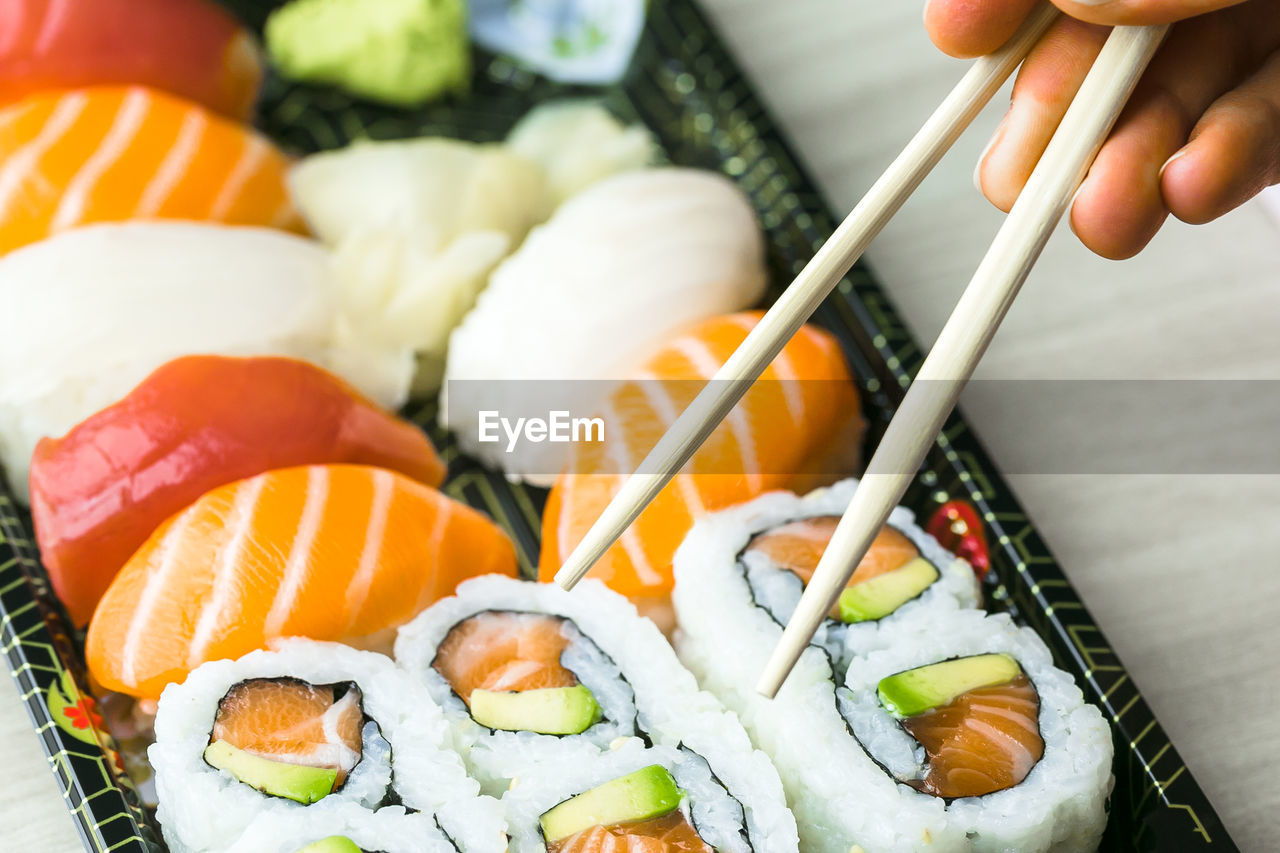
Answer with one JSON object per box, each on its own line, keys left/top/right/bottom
{"left": 0, "top": 222, "right": 414, "bottom": 500}
{"left": 30, "top": 356, "right": 446, "bottom": 627}
{"left": 538, "top": 312, "right": 863, "bottom": 630}
{"left": 87, "top": 464, "right": 518, "bottom": 700}
{"left": 0, "top": 0, "right": 263, "bottom": 119}
{"left": 0, "top": 85, "right": 301, "bottom": 254}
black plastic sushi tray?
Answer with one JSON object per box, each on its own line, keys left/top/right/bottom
{"left": 0, "top": 1, "right": 1237, "bottom": 850}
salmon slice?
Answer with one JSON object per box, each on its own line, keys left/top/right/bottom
{"left": 0, "top": 0, "right": 262, "bottom": 119}
{"left": 31, "top": 355, "right": 446, "bottom": 627}
{"left": 549, "top": 812, "right": 713, "bottom": 853}
{"left": 0, "top": 85, "right": 301, "bottom": 254}
{"left": 211, "top": 678, "right": 364, "bottom": 785}
{"left": 747, "top": 517, "right": 919, "bottom": 618}
{"left": 900, "top": 673, "right": 1044, "bottom": 799}
{"left": 746, "top": 517, "right": 918, "bottom": 585}
{"left": 86, "top": 464, "right": 518, "bottom": 700}
{"left": 539, "top": 312, "right": 863, "bottom": 630}
{"left": 432, "top": 612, "right": 578, "bottom": 702}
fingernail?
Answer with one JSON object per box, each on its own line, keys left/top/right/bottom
{"left": 1066, "top": 179, "right": 1089, "bottom": 237}
{"left": 1159, "top": 148, "right": 1188, "bottom": 181}
{"left": 973, "top": 118, "right": 1006, "bottom": 194}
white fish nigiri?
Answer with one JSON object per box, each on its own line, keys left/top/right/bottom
{"left": 0, "top": 223, "right": 413, "bottom": 500}
{"left": 442, "top": 168, "right": 767, "bottom": 485}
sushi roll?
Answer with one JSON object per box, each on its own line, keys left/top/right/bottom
{"left": 394, "top": 576, "right": 797, "bottom": 852}
{"left": 674, "top": 482, "right": 1112, "bottom": 852}
{"left": 681, "top": 478, "right": 979, "bottom": 678}
{"left": 502, "top": 738, "right": 796, "bottom": 853}
{"left": 149, "top": 640, "right": 505, "bottom": 853}
{"left": 236, "top": 803, "right": 451, "bottom": 853}
{"left": 839, "top": 609, "right": 1113, "bottom": 852}
{"left": 671, "top": 480, "right": 982, "bottom": 853}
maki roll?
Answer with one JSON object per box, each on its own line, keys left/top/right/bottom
{"left": 672, "top": 480, "right": 981, "bottom": 852}
{"left": 149, "top": 640, "right": 504, "bottom": 853}
{"left": 502, "top": 739, "right": 793, "bottom": 853}
{"left": 236, "top": 803, "right": 450, "bottom": 853}
{"left": 673, "top": 481, "right": 1112, "bottom": 852}
{"left": 394, "top": 576, "right": 797, "bottom": 851}
{"left": 839, "top": 609, "right": 1113, "bottom": 851}
{"left": 734, "top": 479, "right": 980, "bottom": 673}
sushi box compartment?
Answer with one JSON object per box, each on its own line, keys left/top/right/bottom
{"left": 0, "top": 1, "right": 1237, "bottom": 850}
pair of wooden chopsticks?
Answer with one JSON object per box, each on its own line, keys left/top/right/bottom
{"left": 555, "top": 5, "right": 1169, "bottom": 696}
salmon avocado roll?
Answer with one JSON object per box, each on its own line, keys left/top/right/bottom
{"left": 673, "top": 479, "right": 1112, "bottom": 853}
{"left": 395, "top": 577, "right": 797, "bottom": 852}
{"left": 839, "top": 610, "right": 1112, "bottom": 851}
{"left": 736, "top": 479, "right": 981, "bottom": 676}
{"left": 149, "top": 640, "right": 505, "bottom": 853}
{"left": 504, "top": 741, "right": 780, "bottom": 853}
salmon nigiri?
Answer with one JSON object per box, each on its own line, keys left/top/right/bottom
{"left": 0, "top": 0, "right": 263, "bottom": 119}
{"left": 30, "top": 356, "right": 446, "bottom": 627}
{"left": 0, "top": 86, "right": 301, "bottom": 253}
{"left": 87, "top": 464, "right": 518, "bottom": 700}
{"left": 539, "top": 312, "right": 863, "bottom": 630}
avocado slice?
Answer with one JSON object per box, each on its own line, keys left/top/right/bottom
{"left": 540, "top": 765, "right": 683, "bottom": 842}
{"left": 203, "top": 739, "right": 337, "bottom": 804}
{"left": 295, "top": 838, "right": 363, "bottom": 853}
{"left": 837, "top": 557, "right": 939, "bottom": 623}
{"left": 470, "top": 685, "right": 602, "bottom": 735}
{"left": 878, "top": 653, "right": 1022, "bottom": 718}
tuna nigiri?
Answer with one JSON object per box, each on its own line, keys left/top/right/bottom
{"left": 539, "top": 312, "right": 863, "bottom": 629}
{"left": 87, "top": 464, "right": 518, "bottom": 700}
{"left": 0, "top": 85, "right": 301, "bottom": 253}
{"left": 0, "top": 0, "right": 263, "bottom": 119}
{"left": 30, "top": 356, "right": 446, "bottom": 627}
{"left": 0, "top": 222, "right": 414, "bottom": 500}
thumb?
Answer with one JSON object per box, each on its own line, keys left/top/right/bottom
{"left": 1052, "top": 0, "right": 1253, "bottom": 26}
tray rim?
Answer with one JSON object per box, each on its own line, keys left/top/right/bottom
{"left": 0, "top": 0, "right": 1237, "bottom": 850}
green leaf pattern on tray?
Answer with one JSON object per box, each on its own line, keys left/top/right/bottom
{"left": 48, "top": 668, "right": 104, "bottom": 745}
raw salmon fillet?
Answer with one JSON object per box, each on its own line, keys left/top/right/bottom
{"left": 87, "top": 464, "right": 517, "bottom": 699}
{"left": 0, "top": 85, "right": 301, "bottom": 253}
{"left": 539, "top": 312, "right": 863, "bottom": 629}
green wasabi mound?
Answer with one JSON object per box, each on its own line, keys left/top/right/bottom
{"left": 266, "top": 0, "right": 470, "bottom": 107}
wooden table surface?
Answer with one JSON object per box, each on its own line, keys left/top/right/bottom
{"left": 4, "top": 1, "right": 1278, "bottom": 850}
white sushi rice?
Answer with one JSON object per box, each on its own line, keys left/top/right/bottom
{"left": 150, "top": 640, "right": 505, "bottom": 853}
{"left": 737, "top": 479, "right": 981, "bottom": 675}
{"left": 395, "top": 575, "right": 798, "bottom": 853}
{"left": 502, "top": 739, "right": 753, "bottom": 853}
{"left": 235, "top": 802, "right": 452, "bottom": 853}
{"left": 674, "top": 481, "right": 983, "bottom": 853}
{"left": 839, "top": 609, "right": 1114, "bottom": 852}
{"left": 674, "top": 480, "right": 1113, "bottom": 853}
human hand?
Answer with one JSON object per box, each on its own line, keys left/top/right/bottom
{"left": 925, "top": 0, "right": 1280, "bottom": 258}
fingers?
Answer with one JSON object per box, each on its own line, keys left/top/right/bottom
{"left": 1051, "top": 0, "right": 1250, "bottom": 27}
{"left": 1162, "top": 50, "right": 1280, "bottom": 224}
{"left": 1067, "top": 11, "right": 1259, "bottom": 257}
{"left": 975, "top": 17, "right": 1109, "bottom": 212}
{"left": 924, "top": 0, "right": 1042, "bottom": 58}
